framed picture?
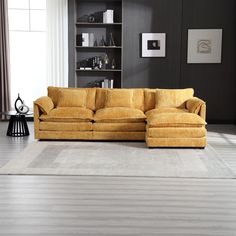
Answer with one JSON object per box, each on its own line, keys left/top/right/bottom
{"left": 141, "top": 33, "right": 166, "bottom": 57}
{"left": 187, "top": 29, "right": 223, "bottom": 64}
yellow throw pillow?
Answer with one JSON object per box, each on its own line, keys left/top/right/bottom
{"left": 105, "top": 89, "right": 133, "bottom": 108}
{"left": 57, "top": 89, "right": 87, "bottom": 107}
{"left": 155, "top": 88, "right": 194, "bottom": 108}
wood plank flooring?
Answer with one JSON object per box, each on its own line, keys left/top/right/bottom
{"left": 0, "top": 122, "right": 236, "bottom": 235}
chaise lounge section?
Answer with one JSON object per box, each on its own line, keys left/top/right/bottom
{"left": 34, "top": 87, "right": 207, "bottom": 148}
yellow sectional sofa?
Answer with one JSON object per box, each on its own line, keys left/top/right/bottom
{"left": 34, "top": 86, "right": 207, "bottom": 148}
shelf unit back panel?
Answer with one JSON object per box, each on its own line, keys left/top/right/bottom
{"left": 75, "top": 0, "right": 123, "bottom": 88}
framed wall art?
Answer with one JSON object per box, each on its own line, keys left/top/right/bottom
{"left": 141, "top": 33, "right": 166, "bottom": 57}
{"left": 187, "top": 29, "right": 223, "bottom": 64}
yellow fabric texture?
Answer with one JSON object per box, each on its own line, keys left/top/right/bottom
{"left": 105, "top": 89, "right": 134, "bottom": 108}
{"left": 155, "top": 88, "right": 194, "bottom": 108}
{"left": 93, "top": 123, "right": 146, "bottom": 132}
{"left": 39, "top": 122, "right": 93, "bottom": 131}
{"left": 34, "top": 96, "right": 54, "bottom": 114}
{"left": 146, "top": 108, "right": 188, "bottom": 118}
{"left": 57, "top": 89, "right": 87, "bottom": 107}
{"left": 39, "top": 107, "right": 94, "bottom": 122}
{"left": 48, "top": 86, "right": 96, "bottom": 110}
{"left": 186, "top": 97, "right": 205, "bottom": 114}
{"left": 146, "top": 137, "right": 207, "bottom": 147}
{"left": 147, "top": 127, "right": 206, "bottom": 138}
{"left": 144, "top": 89, "right": 156, "bottom": 111}
{"left": 94, "top": 107, "right": 146, "bottom": 123}
{"left": 93, "top": 131, "right": 145, "bottom": 140}
{"left": 147, "top": 113, "right": 206, "bottom": 127}
{"left": 38, "top": 131, "right": 93, "bottom": 140}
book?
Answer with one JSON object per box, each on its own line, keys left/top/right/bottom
{"left": 109, "top": 79, "right": 114, "bottom": 88}
{"left": 89, "top": 33, "right": 94, "bottom": 47}
{"left": 82, "top": 33, "right": 89, "bottom": 46}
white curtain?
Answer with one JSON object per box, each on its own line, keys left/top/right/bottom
{"left": 46, "top": 0, "right": 68, "bottom": 87}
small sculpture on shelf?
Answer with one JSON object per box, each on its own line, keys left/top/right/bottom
{"left": 111, "top": 58, "right": 116, "bottom": 69}
{"left": 108, "top": 33, "right": 116, "bottom": 47}
{"left": 100, "top": 36, "right": 107, "bottom": 46}
{"left": 14, "top": 94, "right": 29, "bottom": 114}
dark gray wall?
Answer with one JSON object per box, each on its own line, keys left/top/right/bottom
{"left": 122, "top": 0, "right": 236, "bottom": 122}
{"left": 68, "top": 0, "right": 236, "bottom": 122}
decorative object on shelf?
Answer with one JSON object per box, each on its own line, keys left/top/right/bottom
{"left": 141, "top": 33, "right": 166, "bottom": 57}
{"left": 94, "top": 39, "right": 98, "bottom": 47}
{"left": 88, "top": 14, "right": 95, "bottom": 23}
{"left": 111, "top": 58, "right": 116, "bottom": 69}
{"left": 14, "top": 94, "right": 29, "bottom": 114}
{"left": 103, "top": 54, "right": 109, "bottom": 68}
{"left": 82, "top": 33, "right": 89, "bottom": 46}
{"left": 187, "top": 29, "right": 223, "bottom": 64}
{"left": 100, "top": 36, "right": 107, "bottom": 46}
{"left": 77, "top": 15, "right": 89, "bottom": 22}
{"left": 103, "top": 9, "right": 114, "bottom": 23}
{"left": 108, "top": 33, "right": 116, "bottom": 46}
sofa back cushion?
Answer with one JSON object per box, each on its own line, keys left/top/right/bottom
{"left": 155, "top": 88, "right": 194, "bottom": 109}
{"left": 144, "top": 89, "right": 156, "bottom": 111}
{"left": 105, "top": 89, "right": 133, "bottom": 108}
{"left": 57, "top": 89, "right": 87, "bottom": 107}
{"left": 48, "top": 87, "right": 96, "bottom": 110}
{"left": 95, "top": 88, "right": 145, "bottom": 111}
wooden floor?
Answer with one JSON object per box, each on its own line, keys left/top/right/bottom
{"left": 0, "top": 122, "right": 236, "bottom": 236}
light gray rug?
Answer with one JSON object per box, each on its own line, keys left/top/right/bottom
{"left": 0, "top": 141, "right": 235, "bottom": 178}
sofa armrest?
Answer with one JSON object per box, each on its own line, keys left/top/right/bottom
{"left": 186, "top": 97, "right": 206, "bottom": 120}
{"left": 34, "top": 96, "right": 54, "bottom": 115}
{"left": 34, "top": 103, "right": 40, "bottom": 139}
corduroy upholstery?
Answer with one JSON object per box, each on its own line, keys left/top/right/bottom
{"left": 34, "top": 87, "right": 207, "bottom": 147}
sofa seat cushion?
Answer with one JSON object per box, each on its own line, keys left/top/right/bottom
{"left": 147, "top": 127, "right": 206, "bottom": 138}
{"left": 147, "top": 113, "right": 206, "bottom": 128}
{"left": 39, "top": 122, "right": 93, "bottom": 131}
{"left": 94, "top": 107, "right": 146, "bottom": 123}
{"left": 146, "top": 108, "right": 189, "bottom": 118}
{"left": 39, "top": 107, "right": 94, "bottom": 122}
{"left": 93, "top": 122, "right": 146, "bottom": 132}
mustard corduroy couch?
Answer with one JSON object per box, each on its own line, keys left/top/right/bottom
{"left": 34, "top": 87, "right": 207, "bottom": 147}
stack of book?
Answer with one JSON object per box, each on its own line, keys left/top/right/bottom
{"left": 101, "top": 79, "right": 114, "bottom": 88}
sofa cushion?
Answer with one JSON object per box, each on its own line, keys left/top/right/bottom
{"left": 39, "top": 122, "right": 92, "bottom": 131}
{"left": 146, "top": 108, "right": 189, "bottom": 118}
{"left": 39, "top": 107, "right": 94, "bottom": 122}
{"left": 48, "top": 87, "right": 96, "bottom": 110}
{"left": 57, "top": 89, "right": 87, "bottom": 107}
{"left": 93, "top": 122, "right": 146, "bottom": 132}
{"left": 105, "top": 89, "right": 133, "bottom": 108}
{"left": 94, "top": 107, "right": 146, "bottom": 123}
{"left": 147, "top": 127, "right": 207, "bottom": 138}
{"left": 155, "top": 88, "right": 194, "bottom": 109}
{"left": 144, "top": 89, "right": 156, "bottom": 111}
{"left": 147, "top": 113, "right": 206, "bottom": 128}
{"left": 34, "top": 96, "right": 54, "bottom": 114}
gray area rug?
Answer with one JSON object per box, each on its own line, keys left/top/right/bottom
{"left": 0, "top": 141, "right": 235, "bottom": 178}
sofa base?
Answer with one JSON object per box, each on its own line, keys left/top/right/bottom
{"left": 36, "top": 131, "right": 145, "bottom": 141}
{"left": 146, "top": 136, "right": 207, "bottom": 148}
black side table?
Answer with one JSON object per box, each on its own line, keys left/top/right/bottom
{"left": 1, "top": 111, "right": 33, "bottom": 137}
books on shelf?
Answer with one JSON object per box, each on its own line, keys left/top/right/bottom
{"left": 101, "top": 78, "right": 114, "bottom": 88}
{"left": 77, "top": 33, "right": 95, "bottom": 47}
{"left": 103, "top": 10, "right": 114, "bottom": 23}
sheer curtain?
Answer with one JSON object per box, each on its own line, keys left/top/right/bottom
{"left": 0, "top": 0, "right": 10, "bottom": 118}
{"left": 46, "top": 0, "right": 68, "bottom": 87}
